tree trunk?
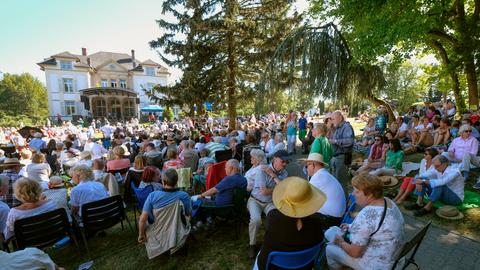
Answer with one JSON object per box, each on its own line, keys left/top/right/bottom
{"left": 428, "top": 40, "right": 467, "bottom": 113}
{"left": 464, "top": 55, "right": 479, "bottom": 109}
{"left": 366, "top": 93, "right": 395, "bottom": 124}
{"left": 226, "top": 0, "right": 237, "bottom": 129}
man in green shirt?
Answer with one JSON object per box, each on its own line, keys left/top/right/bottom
{"left": 310, "top": 123, "right": 333, "bottom": 164}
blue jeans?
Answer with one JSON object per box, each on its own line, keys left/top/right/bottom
{"left": 102, "top": 138, "right": 111, "bottom": 150}
{"left": 420, "top": 184, "right": 462, "bottom": 205}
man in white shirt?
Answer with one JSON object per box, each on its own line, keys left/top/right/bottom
{"left": 83, "top": 138, "right": 108, "bottom": 160}
{"left": 303, "top": 153, "right": 346, "bottom": 230}
{"left": 100, "top": 124, "right": 114, "bottom": 150}
{"left": 408, "top": 155, "right": 464, "bottom": 216}
{"left": 393, "top": 116, "right": 408, "bottom": 139}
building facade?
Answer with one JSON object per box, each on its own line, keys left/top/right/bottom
{"left": 38, "top": 48, "right": 169, "bottom": 120}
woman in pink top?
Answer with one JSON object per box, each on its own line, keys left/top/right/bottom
{"left": 106, "top": 146, "right": 131, "bottom": 171}
{"left": 162, "top": 149, "right": 183, "bottom": 171}
{"left": 446, "top": 124, "right": 479, "bottom": 162}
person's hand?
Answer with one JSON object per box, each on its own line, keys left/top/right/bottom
{"left": 448, "top": 150, "right": 455, "bottom": 158}
{"left": 339, "top": 223, "right": 349, "bottom": 231}
{"left": 333, "top": 234, "right": 344, "bottom": 246}
{"left": 138, "top": 234, "right": 146, "bottom": 243}
{"left": 263, "top": 166, "right": 275, "bottom": 177}
{"left": 415, "top": 183, "right": 423, "bottom": 193}
{"left": 415, "top": 179, "right": 424, "bottom": 185}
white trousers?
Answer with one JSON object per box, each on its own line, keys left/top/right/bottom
{"left": 247, "top": 197, "right": 276, "bottom": 245}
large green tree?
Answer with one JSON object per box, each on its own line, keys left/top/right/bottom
{"left": 0, "top": 73, "right": 48, "bottom": 120}
{"left": 150, "top": 0, "right": 301, "bottom": 126}
{"left": 310, "top": 0, "right": 480, "bottom": 112}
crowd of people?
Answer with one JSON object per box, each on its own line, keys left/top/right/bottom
{"left": 0, "top": 100, "right": 478, "bottom": 269}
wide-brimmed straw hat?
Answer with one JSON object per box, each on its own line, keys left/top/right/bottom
{"left": 272, "top": 176, "right": 326, "bottom": 218}
{"left": 299, "top": 153, "right": 328, "bottom": 166}
{"left": 0, "top": 158, "right": 24, "bottom": 167}
{"left": 48, "top": 176, "right": 65, "bottom": 189}
{"left": 379, "top": 175, "right": 399, "bottom": 187}
{"left": 352, "top": 157, "right": 364, "bottom": 167}
{"left": 80, "top": 151, "right": 92, "bottom": 160}
{"left": 436, "top": 205, "right": 464, "bottom": 220}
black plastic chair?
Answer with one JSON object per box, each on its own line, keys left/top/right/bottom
{"left": 13, "top": 208, "right": 79, "bottom": 250}
{"left": 75, "top": 195, "right": 132, "bottom": 256}
{"left": 215, "top": 149, "right": 233, "bottom": 162}
{"left": 391, "top": 221, "right": 432, "bottom": 270}
{"left": 202, "top": 187, "right": 248, "bottom": 239}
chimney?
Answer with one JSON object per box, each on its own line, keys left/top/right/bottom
{"left": 81, "top": 47, "right": 87, "bottom": 56}
{"left": 131, "top": 49, "right": 136, "bottom": 68}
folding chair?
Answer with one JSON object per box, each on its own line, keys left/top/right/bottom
{"left": 265, "top": 241, "right": 324, "bottom": 270}
{"left": 391, "top": 221, "right": 432, "bottom": 270}
{"left": 131, "top": 182, "right": 154, "bottom": 227}
{"left": 13, "top": 208, "right": 79, "bottom": 250}
{"left": 176, "top": 167, "right": 192, "bottom": 190}
{"left": 341, "top": 193, "right": 357, "bottom": 224}
{"left": 205, "top": 161, "right": 227, "bottom": 189}
{"left": 75, "top": 195, "right": 132, "bottom": 256}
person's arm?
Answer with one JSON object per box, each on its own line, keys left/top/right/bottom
{"left": 469, "top": 138, "right": 479, "bottom": 155}
{"left": 199, "top": 187, "right": 218, "bottom": 198}
{"left": 333, "top": 235, "right": 367, "bottom": 258}
{"left": 331, "top": 124, "right": 354, "bottom": 147}
{"left": 428, "top": 169, "right": 460, "bottom": 188}
{"left": 137, "top": 211, "right": 149, "bottom": 243}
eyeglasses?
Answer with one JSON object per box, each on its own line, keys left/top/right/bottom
{"left": 465, "top": 130, "right": 472, "bottom": 133}
{"left": 375, "top": 139, "right": 381, "bottom": 141}
{"left": 261, "top": 136, "right": 267, "bottom": 139}
{"left": 424, "top": 153, "right": 429, "bottom": 156}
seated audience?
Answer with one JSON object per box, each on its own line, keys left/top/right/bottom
{"left": 25, "top": 153, "right": 52, "bottom": 189}
{"left": 266, "top": 133, "right": 286, "bottom": 159}
{"left": 393, "top": 116, "right": 408, "bottom": 139}
{"left": 77, "top": 151, "right": 93, "bottom": 168}
{"left": 69, "top": 165, "right": 109, "bottom": 216}
{"left": 28, "top": 132, "right": 46, "bottom": 152}
{"left": 369, "top": 139, "right": 404, "bottom": 176}
{"left": 394, "top": 148, "right": 439, "bottom": 204}
{"left": 301, "top": 122, "right": 315, "bottom": 154}
{"left": 411, "top": 116, "right": 433, "bottom": 147}
{"left": 192, "top": 149, "right": 215, "bottom": 193}
{"left": 4, "top": 178, "right": 57, "bottom": 240}
{"left": 138, "top": 168, "right": 192, "bottom": 243}
{"left": 42, "top": 176, "right": 68, "bottom": 211}
{"left": 326, "top": 174, "right": 404, "bottom": 270}
{"left": 197, "top": 159, "right": 247, "bottom": 207}
{"left": 162, "top": 149, "right": 183, "bottom": 171}
{"left": 0, "top": 247, "right": 65, "bottom": 270}
{"left": 304, "top": 153, "right": 345, "bottom": 229}
{"left": 138, "top": 166, "right": 163, "bottom": 191}
{"left": 259, "top": 132, "right": 275, "bottom": 156}
{"left": 407, "top": 155, "right": 464, "bottom": 216}
{"left": 247, "top": 150, "right": 289, "bottom": 258}
{"left": 0, "top": 176, "right": 10, "bottom": 234}
{"left": 443, "top": 125, "right": 478, "bottom": 177}
{"left": 106, "top": 146, "right": 131, "bottom": 171}
{"left": 0, "top": 158, "right": 23, "bottom": 207}
{"left": 254, "top": 177, "right": 326, "bottom": 270}
{"left": 360, "top": 118, "right": 376, "bottom": 146}
{"left": 355, "top": 135, "right": 388, "bottom": 174}
{"left": 432, "top": 118, "right": 450, "bottom": 146}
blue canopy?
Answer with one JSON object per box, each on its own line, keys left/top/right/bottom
{"left": 140, "top": 105, "right": 164, "bottom": 112}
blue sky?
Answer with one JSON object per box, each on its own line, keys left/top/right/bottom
{"left": 0, "top": 0, "right": 307, "bottom": 84}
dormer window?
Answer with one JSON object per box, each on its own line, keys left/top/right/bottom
{"left": 145, "top": 67, "right": 155, "bottom": 76}
{"left": 60, "top": 60, "right": 73, "bottom": 70}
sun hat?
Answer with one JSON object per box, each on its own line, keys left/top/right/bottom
{"left": 436, "top": 205, "right": 464, "bottom": 220}
{"left": 80, "top": 151, "right": 93, "bottom": 160}
{"left": 272, "top": 176, "right": 326, "bottom": 218}
{"left": 379, "top": 175, "right": 399, "bottom": 187}
{"left": 299, "top": 153, "right": 328, "bottom": 166}
{"left": 48, "top": 176, "right": 65, "bottom": 189}
{"left": 273, "top": 150, "right": 292, "bottom": 161}
{"left": 0, "top": 158, "right": 24, "bottom": 167}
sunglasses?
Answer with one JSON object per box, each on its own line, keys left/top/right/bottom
{"left": 261, "top": 136, "right": 267, "bottom": 139}
{"left": 465, "top": 130, "right": 472, "bottom": 133}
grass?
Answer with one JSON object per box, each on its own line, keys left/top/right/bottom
{"left": 48, "top": 209, "right": 254, "bottom": 270}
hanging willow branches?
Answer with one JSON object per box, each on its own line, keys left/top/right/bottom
{"left": 260, "top": 23, "right": 396, "bottom": 122}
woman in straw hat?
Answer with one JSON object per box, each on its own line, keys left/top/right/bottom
{"left": 253, "top": 176, "right": 326, "bottom": 270}
{"left": 106, "top": 146, "right": 130, "bottom": 172}
{"left": 325, "top": 174, "right": 404, "bottom": 270}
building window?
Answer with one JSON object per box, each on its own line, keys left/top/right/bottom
{"left": 101, "top": 79, "right": 108, "bottom": 87}
{"left": 120, "top": 79, "right": 127, "bottom": 88}
{"left": 64, "top": 101, "right": 76, "bottom": 115}
{"left": 111, "top": 79, "right": 117, "bottom": 88}
{"left": 124, "top": 99, "right": 136, "bottom": 118}
{"left": 145, "top": 67, "right": 155, "bottom": 76}
{"left": 93, "top": 99, "right": 106, "bottom": 117}
{"left": 146, "top": 83, "right": 155, "bottom": 93}
{"left": 63, "top": 78, "right": 73, "bottom": 92}
{"left": 60, "top": 61, "right": 73, "bottom": 70}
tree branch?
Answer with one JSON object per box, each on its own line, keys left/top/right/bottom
{"left": 427, "top": 29, "right": 459, "bottom": 47}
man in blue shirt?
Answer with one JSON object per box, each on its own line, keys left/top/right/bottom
{"left": 138, "top": 168, "right": 192, "bottom": 243}
{"left": 198, "top": 159, "right": 247, "bottom": 206}
{"left": 298, "top": 111, "right": 308, "bottom": 142}
{"left": 329, "top": 111, "right": 354, "bottom": 194}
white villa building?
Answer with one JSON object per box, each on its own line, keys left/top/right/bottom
{"left": 38, "top": 48, "right": 169, "bottom": 120}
